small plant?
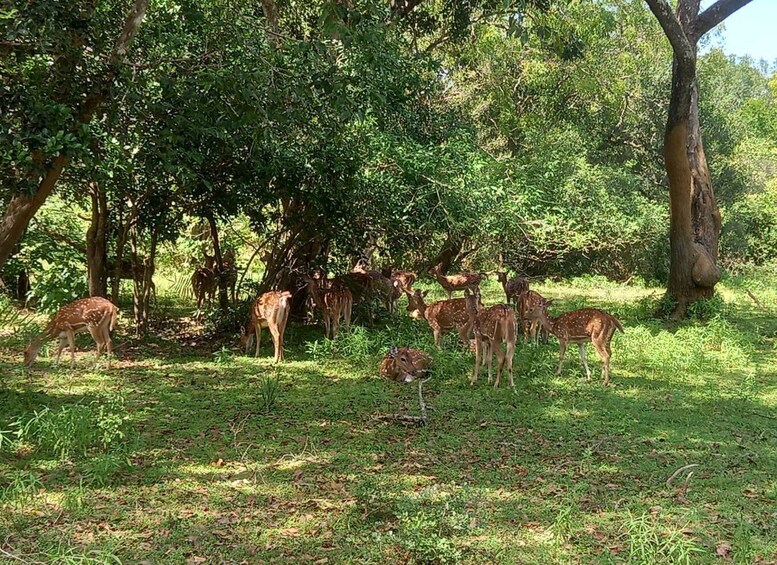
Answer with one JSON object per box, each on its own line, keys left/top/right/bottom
{"left": 622, "top": 512, "right": 704, "bottom": 565}
{"left": 687, "top": 292, "right": 728, "bottom": 320}
{"left": 0, "top": 470, "right": 43, "bottom": 509}
{"left": 258, "top": 374, "right": 280, "bottom": 413}
{"left": 212, "top": 346, "right": 234, "bottom": 364}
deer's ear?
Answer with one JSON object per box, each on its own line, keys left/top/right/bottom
{"left": 389, "top": 346, "right": 398, "bottom": 358}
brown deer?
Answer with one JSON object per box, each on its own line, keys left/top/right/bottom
{"left": 429, "top": 263, "right": 484, "bottom": 300}
{"left": 240, "top": 290, "right": 292, "bottom": 363}
{"left": 352, "top": 263, "right": 400, "bottom": 313}
{"left": 302, "top": 274, "right": 353, "bottom": 339}
{"left": 380, "top": 346, "right": 432, "bottom": 383}
{"left": 406, "top": 289, "right": 475, "bottom": 348}
{"left": 496, "top": 271, "right": 529, "bottom": 306}
{"left": 524, "top": 303, "right": 624, "bottom": 386}
{"left": 217, "top": 249, "right": 238, "bottom": 303}
{"left": 465, "top": 291, "right": 517, "bottom": 389}
{"left": 519, "top": 290, "right": 551, "bottom": 344}
{"left": 24, "top": 297, "right": 119, "bottom": 369}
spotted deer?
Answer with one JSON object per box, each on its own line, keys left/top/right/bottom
{"left": 302, "top": 274, "right": 352, "bottom": 339}
{"left": 379, "top": 346, "right": 432, "bottom": 383}
{"left": 429, "top": 263, "right": 485, "bottom": 300}
{"left": 406, "top": 289, "right": 475, "bottom": 348}
{"left": 524, "top": 303, "right": 624, "bottom": 385}
{"left": 496, "top": 272, "right": 529, "bottom": 306}
{"left": 240, "top": 290, "right": 292, "bottom": 363}
{"left": 465, "top": 291, "right": 517, "bottom": 389}
{"left": 24, "top": 297, "right": 119, "bottom": 369}
{"left": 519, "top": 290, "right": 551, "bottom": 344}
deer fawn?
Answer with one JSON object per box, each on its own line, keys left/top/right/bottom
{"left": 524, "top": 303, "right": 624, "bottom": 385}
{"left": 191, "top": 254, "right": 217, "bottom": 310}
{"left": 465, "top": 291, "right": 517, "bottom": 389}
{"left": 380, "top": 346, "right": 432, "bottom": 383}
{"left": 429, "top": 263, "right": 484, "bottom": 300}
{"left": 406, "top": 289, "right": 474, "bottom": 348}
{"left": 24, "top": 297, "right": 119, "bottom": 369}
{"left": 240, "top": 290, "right": 292, "bottom": 363}
{"left": 302, "top": 274, "right": 353, "bottom": 339}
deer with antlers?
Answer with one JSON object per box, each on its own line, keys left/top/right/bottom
{"left": 429, "top": 263, "right": 485, "bottom": 300}
{"left": 465, "top": 290, "right": 517, "bottom": 389}
{"left": 240, "top": 290, "right": 292, "bottom": 363}
{"left": 301, "top": 274, "right": 353, "bottom": 339}
{"left": 406, "top": 289, "right": 475, "bottom": 348}
{"left": 523, "top": 302, "right": 624, "bottom": 386}
{"left": 24, "top": 297, "right": 119, "bottom": 369}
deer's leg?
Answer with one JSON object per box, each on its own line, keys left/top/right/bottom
{"left": 87, "top": 325, "right": 104, "bottom": 367}
{"left": 344, "top": 299, "right": 352, "bottom": 332}
{"left": 556, "top": 340, "right": 567, "bottom": 375}
{"left": 578, "top": 344, "right": 591, "bottom": 380}
{"left": 433, "top": 326, "right": 442, "bottom": 349}
{"left": 506, "top": 338, "right": 515, "bottom": 390}
{"left": 332, "top": 308, "right": 340, "bottom": 339}
{"left": 269, "top": 326, "right": 281, "bottom": 363}
{"left": 323, "top": 311, "right": 331, "bottom": 339}
{"left": 254, "top": 326, "right": 262, "bottom": 357}
{"left": 103, "top": 322, "right": 113, "bottom": 369}
{"left": 55, "top": 336, "right": 68, "bottom": 365}
{"left": 66, "top": 329, "right": 77, "bottom": 368}
{"left": 594, "top": 339, "right": 611, "bottom": 386}
{"left": 488, "top": 341, "right": 496, "bottom": 386}
{"left": 470, "top": 338, "right": 481, "bottom": 386}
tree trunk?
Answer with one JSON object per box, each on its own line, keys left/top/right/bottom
{"left": 429, "top": 233, "right": 467, "bottom": 274}
{"left": 0, "top": 156, "right": 68, "bottom": 267}
{"left": 205, "top": 213, "right": 229, "bottom": 309}
{"left": 130, "top": 227, "right": 157, "bottom": 337}
{"left": 86, "top": 182, "right": 109, "bottom": 297}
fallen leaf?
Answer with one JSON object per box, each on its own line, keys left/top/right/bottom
{"left": 716, "top": 541, "right": 732, "bottom": 557}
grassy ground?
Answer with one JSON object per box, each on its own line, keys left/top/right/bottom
{"left": 1, "top": 275, "right": 776, "bottom": 564}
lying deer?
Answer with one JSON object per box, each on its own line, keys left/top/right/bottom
{"left": 465, "top": 291, "right": 516, "bottom": 389}
{"left": 496, "top": 272, "right": 529, "bottom": 306}
{"left": 380, "top": 346, "right": 432, "bottom": 383}
{"left": 429, "top": 263, "right": 484, "bottom": 300}
{"left": 523, "top": 302, "right": 624, "bottom": 385}
{"left": 406, "top": 289, "right": 474, "bottom": 348}
{"left": 240, "top": 290, "right": 292, "bottom": 363}
{"left": 302, "top": 274, "right": 352, "bottom": 339}
{"left": 24, "top": 297, "right": 119, "bottom": 369}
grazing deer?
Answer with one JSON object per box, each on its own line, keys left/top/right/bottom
{"left": 406, "top": 289, "right": 474, "bottom": 348}
{"left": 380, "top": 346, "right": 432, "bottom": 383}
{"left": 240, "top": 290, "right": 292, "bottom": 363}
{"left": 24, "top": 297, "right": 119, "bottom": 369}
{"left": 519, "top": 290, "right": 551, "bottom": 344}
{"left": 465, "top": 291, "right": 517, "bottom": 389}
{"left": 496, "top": 272, "right": 529, "bottom": 306}
{"left": 524, "top": 303, "right": 624, "bottom": 386}
{"left": 302, "top": 274, "right": 353, "bottom": 339}
{"left": 429, "top": 263, "right": 484, "bottom": 300}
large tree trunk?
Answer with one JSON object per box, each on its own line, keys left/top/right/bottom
{"left": 86, "top": 182, "right": 109, "bottom": 297}
{"left": 644, "top": 0, "right": 751, "bottom": 318}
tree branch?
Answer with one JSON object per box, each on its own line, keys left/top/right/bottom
{"left": 644, "top": 0, "right": 694, "bottom": 66}
{"left": 391, "top": 0, "right": 426, "bottom": 20}
{"left": 693, "top": 0, "right": 754, "bottom": 39}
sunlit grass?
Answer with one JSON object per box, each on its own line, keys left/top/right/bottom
{"left": 1, "top": 275, "right": 776, "bottom": 563}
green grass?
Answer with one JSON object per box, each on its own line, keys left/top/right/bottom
{"left": 1, "top": 277, "right": 776, "bottom": 564}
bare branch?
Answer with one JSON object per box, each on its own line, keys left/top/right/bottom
{"left": 644, "top": 0, "right": 694, "bottom": 65}
{"left": 694, "top": 0, "right": 754, "bottom": 39}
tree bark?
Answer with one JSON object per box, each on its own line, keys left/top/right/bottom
{"left": 130, "top": 227, "right": 157, "bottom": 337}
{"left": 645, "top": 0, "right": 751, "bottom": 318}
{"left": 205, "top": 213, "right": 229, "bottom": 309}
{"left": 0, "top": 0, "right": 148, "bottom": 271}
{"left": 86, "top": 182, "right": 109, "bottom": 297}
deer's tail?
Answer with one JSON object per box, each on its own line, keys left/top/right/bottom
{"left": 110, "top": 305, "right": 119, "bottom": 332}
{"left": 612, "top": 315, "right": 624, "bottom": 333}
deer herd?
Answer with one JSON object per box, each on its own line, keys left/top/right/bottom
{"left": 22, "top": 259, "right": 625, "bottom": 390}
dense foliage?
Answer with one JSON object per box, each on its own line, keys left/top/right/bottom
{"left": 1, "top": 0, "right": 775, "bottom": 307}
